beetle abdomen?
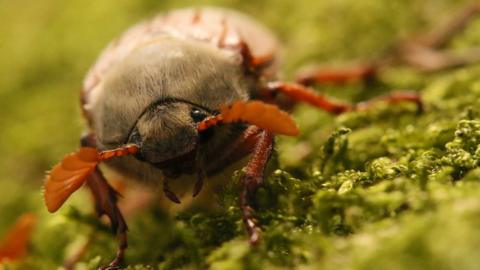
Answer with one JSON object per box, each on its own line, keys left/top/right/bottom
{"left": 82, "top": 7, "right": 281, "bottom": 120}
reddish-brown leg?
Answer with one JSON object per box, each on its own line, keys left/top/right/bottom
{"left": 80, "top": 135, "right": 128, "bottom": 270}
{"left": 86, "top": 168, "right": 127, "bottom": 270}
{"left": 194, "top": 126, "right": 264, "bottom": 201}
{"left": 218, "top": 23, "right": 275, "bottom": 74}
{"left": 193, "top": 150, "right": 207, "bottom": 197}
{"left": 205, "top": 126, "right": 264, "bottom": 175}
{"left": 295, "top": 4, "right": 480, "bottom": 83}
{"left": 263, "top": 82, "right": 351, "bottom": 114}
{"left": 354, "top": 91, "right": 423, "bottom": 112}
{"left": 163, "top": 179, "right": 181, "bottom": 204}
{"left": 417, "top": 3, "right": 480, "bottom": 49}
{"left": 198, "top": 125, "right": 273, "bottom": 243}
{"left": 64, "top": 184, "right": 155, "bottom": 270}
{"left": 295, "top": 63, "right": 378, "bottom": 86}
{"left": 64, "top": 234, "right": 93, "bottom": 270}
{"left": 263, "top": 82, "right": 422, "bottom": 114}
{"left": 239, "top": 130, "right": 275, "bottom": 244}
{"left": 238, "top": 40, "right": 275, "bottom": 73}
{"left": 389, "top": 3, "right": 480, "bottom": 71}
{"left": 397, "top": 45, "right": 480, "bottom": 72}
{"left": 192, "top": 168, "right": 205, "bottom": 197}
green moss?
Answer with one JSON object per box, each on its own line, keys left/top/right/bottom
{"left": 2, "top": 0, "right": 480, "bottom": 269}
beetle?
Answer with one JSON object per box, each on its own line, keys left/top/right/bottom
{"left": 42, "top": 5, "right": 480, "bottom": 269}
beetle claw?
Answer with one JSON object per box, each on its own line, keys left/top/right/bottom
{"left": 192, "top": 169, "right": 205, "bottom": 197}
{"left": 163, "top": 180, "right": 181, "bottom": 204}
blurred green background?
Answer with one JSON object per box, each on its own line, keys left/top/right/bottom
{"left": 2, "top": 0, "right": 480, "bottom": 269}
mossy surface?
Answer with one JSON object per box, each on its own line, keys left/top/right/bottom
{"left": 1, "top": 0, "right": 480, "bottom": 269}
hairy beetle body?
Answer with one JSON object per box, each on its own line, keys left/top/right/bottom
{"left": 83, "top": 7, "right": 279, "bottom": 96}
{"left": 82, "top": 8, "right": 280, "bottom": 185}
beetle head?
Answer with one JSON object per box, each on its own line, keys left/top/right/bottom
{"left": 127, "top": 100, "right": 213, "bottom": 164}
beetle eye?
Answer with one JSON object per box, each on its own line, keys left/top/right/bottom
{"left": 190, "top": 107, "right": 208, "bottom": 123}
{"left": 128, "top": 128, "right": 142, "bottom": 144}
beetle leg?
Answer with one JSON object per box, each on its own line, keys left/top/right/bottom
{"left": 263, "top": 82, "right": 422, "bottom": 114}
{"left": 205, "top": 126, "right": 263, "bottom": 175}
{"left": 238, "top": 40, "right": 275, "bottom": 72}
{"left": 239, "top": 130, "right": 274, "bottom": 245}
{"left": 163, "top": 179, "right": 181, "bottom": 204}
{"left": 63, "top": 233, "right": 94, "bottom": 270}
{"left": 354, "top": 91, "right": 423, "bottom": 112}
{"left": 199, "top": 126, "right": 273, "bottom": 244}
{"left": 193, "top": 148, "right": 206, "bottom": 197}
{"left": 295, "top": 63, "right": 378, "bottom": 86}
{"left": 192, "top": 172, "right": 204, "bottom": 198}
{"left": 392, "top": 3, "right": 480, "bottom": 72}
{"left": 220, "top": 23, "right": 274, "bottom": 73}
{"left": 192, "top": 168, "right": 205, "bottom": 197}
{"left": 295, "top": 4, "right": 480, "bottom": 84}
{"left": 262, "top": 82, "right": 351, "bottom": 114}
{"left": 397, "top": 44, "right": 480, "bottom": 72}
{"left": 86, "top": 168, "right": 127, "bottom": 270}
{"left": 416, "top": 3, "right": 480, "bottom": 50}
{"left": 78, "top": 134, "right": 128, "bottom": 269}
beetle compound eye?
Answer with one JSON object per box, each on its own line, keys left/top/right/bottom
{"left": 128, "top": 128, "right": 142, "bottom": 145}
{"left": 190, "top": 107, "right": 208, "bottom": 123}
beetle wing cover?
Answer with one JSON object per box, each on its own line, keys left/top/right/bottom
{"left": 221, "top": 101, "right": 299, "bottom": 136}
{"left": 44, "top": 147, "right": 99, "bottom": 213}
{"left": 0, "top": 213, "right": 36, "bottom": 262}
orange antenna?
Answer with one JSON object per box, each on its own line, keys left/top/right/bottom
{"left": 198, "top": 101, "right": 299, "bottom": 136}
{"left": 98, "top": 145, "right": 140, "bottom": 161}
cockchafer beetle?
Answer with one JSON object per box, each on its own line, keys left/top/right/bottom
{"left": 43, "top": 5, "right": 480, "bottom": 269}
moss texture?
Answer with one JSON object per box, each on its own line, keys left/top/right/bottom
{"left": 1, "top": 0, "right": 480, "bottom": 269}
